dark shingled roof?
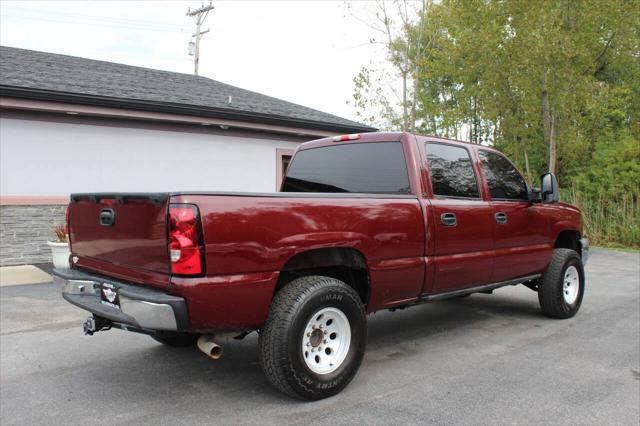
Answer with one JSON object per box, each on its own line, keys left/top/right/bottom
{"left": 0, "top": 46, "right": 375, "bottom": 133}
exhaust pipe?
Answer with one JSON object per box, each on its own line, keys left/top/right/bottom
{"left": 197, "top": 334, "right": 223, "bottom": 360}
{"left": 197, "top": 332, "right": 246, "bottom": 360}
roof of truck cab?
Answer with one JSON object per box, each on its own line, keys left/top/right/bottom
{"left": 298, "top": 131, "right": 501, "bottom": 152}
{"left": 414, "top": 134, "right": 505, "bottom": 153}
{"left": 298, "top": 132, "right": 404, "bottom": 150}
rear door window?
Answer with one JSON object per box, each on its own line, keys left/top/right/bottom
{"left": 478, "top": 150, "right": 529, "bottom": 201}
{"left": 425, "top": 143, "right": 480, "bottom": 198}
{"left": 282, "top": 142, "right": 410, "bottom": 193}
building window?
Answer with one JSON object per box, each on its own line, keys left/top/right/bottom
{"left": 276, "top": 148, "right": 295, "bottom": 191}
{"left": 282, "top": 155, "right": 292, "bottom": 175}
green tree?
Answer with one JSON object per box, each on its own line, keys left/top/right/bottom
{"left": 353, "top": 0, "right": 640, "bottom": 247}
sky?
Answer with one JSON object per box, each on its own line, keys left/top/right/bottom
{"left": 0, "top": 0, "right": 390, "bottom": 123}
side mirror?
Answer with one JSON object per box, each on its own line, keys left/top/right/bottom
{"left": 540, "top": 172, "right": 559, "bottom": 203}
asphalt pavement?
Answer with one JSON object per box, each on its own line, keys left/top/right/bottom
{"left": 1, "top": 249, "right": 638, "bottom": 425}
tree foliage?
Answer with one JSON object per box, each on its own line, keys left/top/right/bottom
{"left": 353, "top": 0, "right": 640, "bottom": 246}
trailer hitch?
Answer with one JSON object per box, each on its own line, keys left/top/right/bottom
{"left": 83, "top": 315, "right": 111, "bottom": 335}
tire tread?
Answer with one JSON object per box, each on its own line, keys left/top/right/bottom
{"left": 538, "top": 248, "right": 583, "bottom": 319}
{"left": 259, "top": 275, "right": 365, "bottom": 399}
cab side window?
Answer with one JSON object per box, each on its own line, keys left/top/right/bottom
{"left": 478, "top": 150, "right": 528, "bottom": 201}
{"left": 426, "top": 143, "right": 480, "bottom": 199}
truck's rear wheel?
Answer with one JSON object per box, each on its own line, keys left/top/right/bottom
{"left": 538, "top": 248, "right": 585, "bottom": 319}
{"left": 259, "top": 275, "right": 366, "bottom": 400}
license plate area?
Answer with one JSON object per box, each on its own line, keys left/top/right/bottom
{"left": 99, "top": 283, "right": 120, "bottom": 309}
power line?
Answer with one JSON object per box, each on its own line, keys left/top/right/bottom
{"left": 1, "top": 6, "right": 189, "bottom": 32}
{"left": 186, "top": 2, "right": 214, "bottom": 76}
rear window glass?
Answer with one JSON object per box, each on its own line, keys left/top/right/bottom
{"left": 282, "top": 142, "right": 410, "bottom": 193}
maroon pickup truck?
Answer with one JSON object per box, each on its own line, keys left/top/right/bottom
{"left": 54, "top": 132, "right": 588, "bottom": 400}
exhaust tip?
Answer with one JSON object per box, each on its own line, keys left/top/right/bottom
{"left": 197, "top": 334, "right": 223, "bottom": 360}
{"left": 209, "top": 345, "right": 223, "bottom": 360}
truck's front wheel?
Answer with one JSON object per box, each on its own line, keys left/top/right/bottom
{"left": 259, "top": 276, "right": 366, "bottom": 400}
{"left": 538, "top": 248, "right": 585, "bottom": 319}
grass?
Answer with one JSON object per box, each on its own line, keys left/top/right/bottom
{"left": 562, "top": 188, "right": 640, "bottom": 250}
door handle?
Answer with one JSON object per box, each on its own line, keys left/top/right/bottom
{"left": 495, "top": 212, "right": 508, "bottom": 225}
{"left": 441, "top": 212, "right": 457, "bottom": 227}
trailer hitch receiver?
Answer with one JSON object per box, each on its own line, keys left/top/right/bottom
{"left": 83, "top": 315, "right": 111, "bottom": 335}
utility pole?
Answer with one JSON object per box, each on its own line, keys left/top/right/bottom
{"left": 187, "top": 2, "right": 214, "bottom": 76}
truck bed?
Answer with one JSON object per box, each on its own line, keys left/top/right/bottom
{"left": 69, "top": 191, "right": 427, "bottom": 311}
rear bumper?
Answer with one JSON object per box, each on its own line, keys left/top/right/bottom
{"left": 580, "top": 237, "right": 589, "bottom": 265}
{"left": 53, "top": 268, "right": 188, "bottom": 331}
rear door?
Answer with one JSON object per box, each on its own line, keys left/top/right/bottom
{"left": 477, "top": 150, "right": 551, "bottom": 281}
{"left": 423, "top": 143, "right": 494, "bottom": 293}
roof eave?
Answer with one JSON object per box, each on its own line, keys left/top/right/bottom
{"left": 0, "top": 85, "right": 377, "bottom": 134}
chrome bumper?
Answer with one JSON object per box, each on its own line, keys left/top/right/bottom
{"left": 53, "top": 268, "right": 188, "bottom": 331}
{"left": 580, "top": 237, "right": 589, "bottom": 265}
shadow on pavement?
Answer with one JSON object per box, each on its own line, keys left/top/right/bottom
{"left": 77, "top": 291, "right": 547, "bottom": 403}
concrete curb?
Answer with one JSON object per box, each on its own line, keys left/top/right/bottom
{"left": 0, "top": 265, "right": 52, "bottom": 287}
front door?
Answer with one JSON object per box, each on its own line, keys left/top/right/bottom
{"left": 424, "top": 143, "right": 495, "bottom": 293}
{"left": 477, "top": 149, "right": 551, "bottom": 282}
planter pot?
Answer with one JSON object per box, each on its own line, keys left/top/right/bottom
{"left": 47, "top": 241, "right": 70, "bottom": 269}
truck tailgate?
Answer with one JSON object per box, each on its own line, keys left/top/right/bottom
{"left": 69, "top": 193, "right": 171, "bottom": 283}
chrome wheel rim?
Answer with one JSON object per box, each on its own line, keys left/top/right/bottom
{"left": 563, "top": 265, "right": 580, "bottom": 305}
{"left": 301, "top": 307, "right": 351, "bottom": 375}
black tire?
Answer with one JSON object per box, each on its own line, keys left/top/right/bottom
{"left": 259, "top": 275, "right": 366, "bottom": 400}
{"left": 538, "top": 248, "right": 585, "bottom": 319}
{"left": 151, "top": 332, "right": 199, "bottom": 347}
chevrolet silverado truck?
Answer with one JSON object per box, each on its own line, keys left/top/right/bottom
{"left": 54, "top": 132, "right": 588, "bottom": 400}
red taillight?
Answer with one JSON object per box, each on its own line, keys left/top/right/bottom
{"left": 168, "top": 204, "right": 204, "bottom": 275}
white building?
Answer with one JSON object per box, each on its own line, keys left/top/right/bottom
{"left": 0, "top": 46, "right": 373, "bottom": 266}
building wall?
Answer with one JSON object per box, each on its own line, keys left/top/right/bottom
{"left": 0, "top": 205, "right": 65, "bottom": 266}
{"left": 0, "top": 115, "right": 301, "bottom": 266}
{"left": 0, "top": 116, "right": 300, "bottom": 196}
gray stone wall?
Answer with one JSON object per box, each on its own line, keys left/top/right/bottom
{"left": 0, "top": 205, "right": 66, "bottom": 266}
